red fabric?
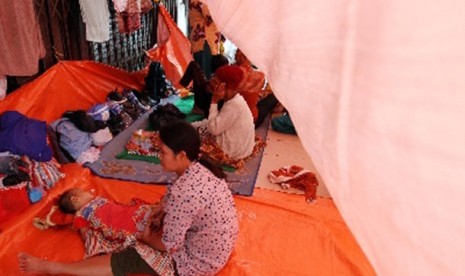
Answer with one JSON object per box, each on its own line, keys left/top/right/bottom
{"left": 72, "top": 216, "right": 88, "bottom": 229}
{"left": 214, "top": 65, "right": 244, "bottom": 90}
{"left": 269, "top": 165, "right": 319, "bottom": 202}
{"left": 94, "top": 201, "right": 140, "bottom": 233}
{"left": 239, "top": 91, "right": 259, "bottom": 121}
{"left": 115, "top": 0, "right": 153, "bottom": 33}
{"left": 0, "top": 186, "right": 29, "bottom": 223}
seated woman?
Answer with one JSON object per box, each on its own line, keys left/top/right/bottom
{"left": 18, "top": 121, "right": 239, "bottom": 276}
{"left": 234, "top": 49, "right": 278, "bottom": 128}
{"left": 179, "top": 54, "right": 229, "bottom": 117}
{"left": 193, "top": 65, "right": 256, "bottom": 161}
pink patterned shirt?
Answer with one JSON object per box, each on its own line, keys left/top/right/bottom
{"left": 162, "top": 162, "right": 239, "bottom": 275}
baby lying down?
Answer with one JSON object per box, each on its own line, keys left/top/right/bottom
{"left": 20, "top": 188, "right": 172, "bottom": 275}
{"left": 57, "top": 188, "right": 164, "bottom": 257}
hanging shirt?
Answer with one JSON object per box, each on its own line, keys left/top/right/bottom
{"left": 0, "top": 1, "right": 45, "bottom": 76}
{"left": 78, "top": 0, "right": 110, "bottom": 42}
{"left": 189, "top": 0, "right": 221, "bottom": 54}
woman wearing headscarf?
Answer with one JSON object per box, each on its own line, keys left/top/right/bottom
{"left": 193, "top": 65, "right": 255, "bottom": 160}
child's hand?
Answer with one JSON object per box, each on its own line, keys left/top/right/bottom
{"left": 148, "top": 203, "right": 165, "bottom": 233}
{"left": 141, "top": 221, "right": 163, "bottom": 247}
{"left": 151, "top": 202, "right": 163, "bottom": 216}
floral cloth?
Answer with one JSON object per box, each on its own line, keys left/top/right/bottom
{"left": 189, "top": 0, "right": 221, "bottom": 54}
{"left": 268, "top": 165, "right": 319, "bottom": 202}
{"left": 200, "top": 131, "right": 266, "bottom": 170}
{"left": 125, "top": 129, "right": 160, "bottom": 157}
{"left": 74, "top": 197, "right": 175, "bottom": 275}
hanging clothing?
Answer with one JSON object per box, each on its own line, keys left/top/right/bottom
{"left": 0, "top": 75, "right": 6, "bottom": 100}
{"left": 113, "top": 0, "right": 153, "bottom": 34}
{"left": 188, "top": 0, "right": 221, "bottom": 55}
{"left": 189, "top": 1, "right": 221, "bottom": 77}
{"left": 0, "top": 1, "right": 45, "bottom": 76}
{"left": 78, "top": 0, "right": 110, "bottom": 42}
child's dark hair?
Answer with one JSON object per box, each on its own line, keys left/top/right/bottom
{"left": 159, "top": 120, "right": 226, "bottom": 179}
{"left": 58, "top": 189, "right": 78, "bottom": 214}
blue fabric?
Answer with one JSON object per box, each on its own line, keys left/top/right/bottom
{"left": 51, "top": 118, "right": 92, "bottom": 160}
{"left": 271, "top": 113, "right": 297, "bottom": 135}
{"left": 0, "top": 111, "right": 52, "bottom": 161}
{"left": 87, "top": 103, "right": 110, "bottom": 122}
{"left": 28, "top": 187, "right": 43, "bottom": 203}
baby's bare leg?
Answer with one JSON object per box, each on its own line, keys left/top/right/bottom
{"left": 18, "top": 252, "right": 112, "bottom": 276}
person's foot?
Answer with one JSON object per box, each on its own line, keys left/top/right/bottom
{"left": 18, "top": 252, "right": 57, "bottom": 274}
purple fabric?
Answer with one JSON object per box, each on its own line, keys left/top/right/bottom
{"left": 0, "top": 111, "right": 52, "bottom": 161}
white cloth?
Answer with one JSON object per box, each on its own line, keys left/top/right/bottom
{"left": 76, "top": 147, "right": 100, "bottom": 164}
{"left": 204, "top": 0, "right": 465, "bottom": 275}
{"left": 91, "top": 127, "right": 113, "bottom": 147}
{"left": 78, "top": 0, "right": 110, "bottom": 42}
{"left": 222, "top": 38, "right": 237, "bottom": 64}
{"left": 207, "top": 94, "right": 254, "bottom": 160}
{"left": 112, "top": 0, "right": 129, "bottom": 12}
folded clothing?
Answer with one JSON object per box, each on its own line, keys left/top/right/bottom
{"left": 0, "top": 111, "right": 52, "bottom": 161}
{"left": 268, "top": 165, "right": 319, "bottom": 202}
{"left": 51, "top": 118, "right": 92, "bottom": 161}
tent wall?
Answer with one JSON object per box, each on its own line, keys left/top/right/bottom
{"left": 203, "top": 0, "right": 465, "bottom": 275}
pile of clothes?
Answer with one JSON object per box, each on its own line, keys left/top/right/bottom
{"left": 0, "top": 111, "right": 64, "bottom": 204}
{"left": 50, "top": 89, "right": 158, "bottom": 164}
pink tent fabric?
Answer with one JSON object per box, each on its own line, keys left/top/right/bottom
{"left": 203, "top": 0, "right": 465, "bottom": 275}
{"left": 0, "top": 0, "right": 45, "bottom": 76}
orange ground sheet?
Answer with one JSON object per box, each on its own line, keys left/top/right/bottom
{"left": 0, "top": 163, "right": 374, "bottom": 275}
{"left": 0, "top": 60, "right": 374, "bottom": 276}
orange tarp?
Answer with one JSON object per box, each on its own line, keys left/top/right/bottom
{"left": 0, "top": 60, "right": 374, "bottom": 275}
{"left": 146, "top": 5, "right": 193, "bottom": 89}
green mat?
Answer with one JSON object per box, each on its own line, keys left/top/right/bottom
{"left": 116, "top": 150, "right": 235, "bottom": 172}
{"left": 174, "top": 95, "right": 205, "bottom": 122}
{"left": 115, "top": 151, "right": 160, "bottom": 164}
{"left": 115, "top": 95, "right": 237, "bottom": 172}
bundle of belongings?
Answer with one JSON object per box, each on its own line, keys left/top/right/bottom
{"left": 268, "top": 165, "right": 319, "bottom": 202}
{"left": 49, "top": 89, "right": 158, "bottom": 165}
{"left": 0, "top": 111, "right": 64, "bottom": 206}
